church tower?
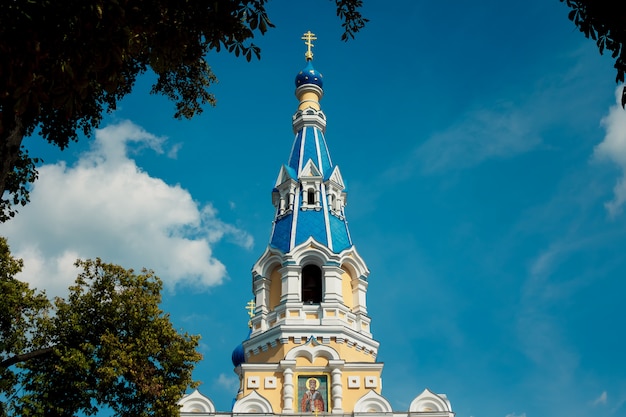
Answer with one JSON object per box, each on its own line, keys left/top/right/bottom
{"left": 232, "top": 30, "right": 382, "bottom": 414}
{"left": 179, "top": 32, "right": 455, "bottom": 417}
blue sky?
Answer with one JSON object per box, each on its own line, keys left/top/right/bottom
{"left": 2, "top": 1, "right": 626, "bottom": 416}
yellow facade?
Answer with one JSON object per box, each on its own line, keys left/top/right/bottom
{"left": 269, "top": 266, "right": 282, "bottom": 310}
{"left": 240, "top": 344, "right": 383, "bottom": 413}
{"left": 341, "top": 268, "right": 354, "bottom": 309}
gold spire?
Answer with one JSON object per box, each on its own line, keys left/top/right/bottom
{"left": 301, "top": 31, "right": 317, "bottom": 61}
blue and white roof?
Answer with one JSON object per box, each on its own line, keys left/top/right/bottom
{"left": 269, "top": 58, "right": 352, "bottom": 254}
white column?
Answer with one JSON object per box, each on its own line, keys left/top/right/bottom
{"left": 253, "top": 275, "right": 270, "bottom": 313}
{"left": 281, "top": 361, "right": 297, "bottom": 413}
{"left": 330, "top": 365, "right": 344, "bottom": 413}
{"left": 322, "top": 265, "right": 344, "bottom": 303}
{"left": 289, "top": 183, "right": 297, "bottom": 211}
{"left": 280, "top": 264, "right": 301, "bottom": 303}
{"left": 351, "top": 276, "right": 368, "bottom": 314}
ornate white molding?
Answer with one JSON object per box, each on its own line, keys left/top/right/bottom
{"left": 408, "top": 388, "right": 453, "bottom": 413}
{"left": 354, "top": 390, "right": 393, "bottom": 413}
{"left": 178, "top": 390, "right": 216, "bottom": 413}
{"left": 232, "top": 390, "right": 274, "bottom": 413}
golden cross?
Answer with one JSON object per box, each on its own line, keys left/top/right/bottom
{"left": 246, "top": 299, "right": 255, "bottom": 328}
{"left": 246, "top": 299, "right": 255, "bottom": 318}
{"left": 313, "top": 407, "right": 319, "bottom": 417}
{"left": 301, "top": 31, "right": 317, "bottom": 61}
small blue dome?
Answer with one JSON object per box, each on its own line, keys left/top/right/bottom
{"left": 295, "top": 61, "right": 323, "bottom": 88}
{"left": 231, "top": 328, "right": 251, "bottom": 367}
{"left": 231, "top": 342, "right": 245, "bottom": 367}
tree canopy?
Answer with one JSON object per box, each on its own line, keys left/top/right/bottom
{"left": 0, "top": 0, "right": 367, "bottom": 221}
{"left": 560, "top": 0, "right": 626, "bottom": 106}
{"left": 0, "top": 238, "right": 201, "bottom": 417}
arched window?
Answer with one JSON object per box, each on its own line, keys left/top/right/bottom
{"left": 301, "top": 264, "right": 322, "bottom": 303}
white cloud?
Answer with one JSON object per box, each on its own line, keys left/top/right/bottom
{"left": 382, "top": 101, "right": 541, "bottom": 181}
{"left": 419, "top": 104, "right": 540, "bottom": 174}
{"left": 215, "top": 373, "right": 239, "bottom": 393}
{"left": 527, "top": 239, "right": 583, "bottom": 292}
{"left": 505, "top": 413, "right": 526, "bottom": 417}
{"left": 593, "top": 85, "right": 626, "bottom": 217}
{"left": 0, "top": 120, "right": 252, "bottom": 297}
{"left": 593, "top": 391, "right": 608, "bottom": 406}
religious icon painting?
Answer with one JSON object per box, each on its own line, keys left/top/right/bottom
{"left": 297, "top": 374, "right": 329, "bottom": 413}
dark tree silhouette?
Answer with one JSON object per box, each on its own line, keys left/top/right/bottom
{"left": 560, "top": 1, "right": 626, "bottom": 106}
{"left": 0, "top": 0, "right": 367, "bottom": 221}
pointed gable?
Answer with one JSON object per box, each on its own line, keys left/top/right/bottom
{"left": 325, "top": 165, "right": 345, "bottom": 188}
{"left": 300, "top": 158, "right": 322, "bottom": 179}
{"left": 274, "top": 164, "right": 297, "bottom": 187}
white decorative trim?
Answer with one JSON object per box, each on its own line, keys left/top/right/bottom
{"left": 364, "top": 376, "right": 378, "bottom": 388}
{"left": 347, "top": 376, "right": 360, "bottom": 388}
{"left": 408, "top": 388, "right": 452, "bottom": 412}
{"left": 354, "top": 390, "right": 393, "bottom": 413}
{"left": 320, "top": 181, "right": 333, "bottom": 251}
{"left": 290, "top": 185, "right": 301, "bottom": 250}
{"left": 252, "top": 241, "right": 370, "bottom": 282}
{"left": 178, "top": 389, "right": 216, "bottom": 413}
{"left": 300, "top": 159, "right": 323, "bottom": 213}
{"left": 246, "top": 376, "right": 260, "bottom": 389}
{"left": 291, "top": 104, "right": 327, "bottom": 134}
{"left": 241, "top": 362, "right": 282, "bottom": 371}
{"left": 232, "top": 390, "right": 274, "bottom": 413}
{"left": 314, "top": 129, "right": 324, "bottom": 175}
{"left": 264, "top": 376, "right": 277, "bottom": 389}
{"left": 284, "top": 341, "right": 341, "bottom": 362}
{"left": 297, "top": 127, "right": 307, "bottom": 175}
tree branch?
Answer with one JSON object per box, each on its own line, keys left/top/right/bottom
{"left": 0, "top": 345, "right": 56, "bottom": 369}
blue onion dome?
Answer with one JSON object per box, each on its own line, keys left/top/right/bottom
{"left": 295, "top": 60, "right": 323, "bottom": 88}
{"left": 231, "top": 328, "right": 251, "bottom": 367}
{"left": 231, "top": 342, "right": 245, "bottom": 367}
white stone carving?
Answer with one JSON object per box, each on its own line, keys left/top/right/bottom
{"left": 247, "top": 376, "right": 260, "bottom": 389}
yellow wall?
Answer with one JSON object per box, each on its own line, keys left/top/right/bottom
{"left": 269, "top": 266, "right": 282, "bottom": 310}
{"left": 240, "top": 370, "right": 284, "bottom": 409}
{"left": 340, "top": 370, "right": 383, "bottom": 411}
{"left": 240, "top": 366, "right": 383, "bottom": 413}
{"left": 341, "top": 268, "right": 354, "bottom": 309}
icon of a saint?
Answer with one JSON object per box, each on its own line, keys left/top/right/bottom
{"left": 301, "top": 378, "right": 325, "bottom": 412}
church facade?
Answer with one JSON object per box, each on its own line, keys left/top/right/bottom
{"left": 178, "top": 32, "right": 455, "bottom": 417}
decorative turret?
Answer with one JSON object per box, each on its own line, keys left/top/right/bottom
{"left": 269, "top": 32, "right": 351, "bottom": 255}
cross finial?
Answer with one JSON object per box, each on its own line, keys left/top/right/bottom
{"left": 246, "top": 299, "right": 255, "bottom": 328}
{"left": 301, "top": 31, "right": 317, "bottom": 61}
{"left": 246, "top": 299, "right": 255, "bottom": 318}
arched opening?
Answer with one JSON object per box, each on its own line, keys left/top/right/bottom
{"left": 301, "top": 264, "right": 322, "bottom": 303}
{"left": 307, "top": 188, "right": 315, "bottom": 205}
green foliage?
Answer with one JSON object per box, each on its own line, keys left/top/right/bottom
{"left": 0, "top": 148, "right": 40, "bottom": 223}
{"left": 0, "top": 243, "right": 201, "bottom": 417}
{"left": 0, "top": 0, "right": 367, "bottom": 221}
{"left": 0, "top": 237, "right": 51, "bottom": 416}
